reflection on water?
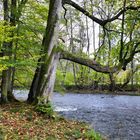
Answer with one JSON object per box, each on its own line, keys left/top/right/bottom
{"left": 14, "top": 91, "right": 140, "bottom": 140}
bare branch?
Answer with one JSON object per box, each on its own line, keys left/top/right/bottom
{"left": 104, "top": 27, "right": 122, "bottom": 34}
{"left": 63, "top": 0, "right": 105, "bottom": 26}
{"left": 105, "top": 5, "right": 140, "bottom": 23}
{"left": 63, "top": 0, "right": 140, "bottom": 26}
{"left": 119, "top": 0, "right": 126, "bottom": 62}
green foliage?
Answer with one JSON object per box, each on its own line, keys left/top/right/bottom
{"left": 115, "top": 70, "right": 131, "bottom": 84}
{"left": 0, "top": 21, "right": 16, "bottom": 44}
{"left": 14, "top": 67, "right": 34, "bottom": 88}
{"left": 84, "top": 129, "right": 102, "bottom": 140}
{"left": 65, "top": 129, "right": 82, "bottom": 139}
{"left": 0, "top": 127, "right": 5, "bottom": 140}
{"left": 35, "top": 100, "right": 54, "bottom": 118}
{"left": 65, "top": 128, "right": 103, "bottom": 140}
{"left": 55, "top": 69, "right": 75, "bottom": 92}
{"left": 64, "top": 72, "right": 75, "bottom": 85}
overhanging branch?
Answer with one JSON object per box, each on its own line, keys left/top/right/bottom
{"left": 60, "top": 50, "right": 121, "bottom": 73}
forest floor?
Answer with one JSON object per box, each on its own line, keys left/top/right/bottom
{"left": 0, "top": 102, "right": 103, "bottom": 140}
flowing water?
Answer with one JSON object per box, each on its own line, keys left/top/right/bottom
{"left": 14, "top": 91, "right": 140, "bottom": 140}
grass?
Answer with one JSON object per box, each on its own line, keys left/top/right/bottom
{"left": 0, "top": 102, "right": 104, "bottom": 140}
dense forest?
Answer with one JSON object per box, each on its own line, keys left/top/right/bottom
{"left": 0, "top": 0, "right": 139, "bottom": 104}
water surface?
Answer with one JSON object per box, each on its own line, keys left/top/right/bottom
{"left": 14, "top": 91, "right": 140, "bottom": 140}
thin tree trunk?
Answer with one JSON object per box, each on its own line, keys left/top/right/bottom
{"left": 84, "top": 0, "right": 91, "bottom": 85}
{"left": 1, "top": 0, "right": 9, "bottom": 103}
{"left": 7, "top": 0, "right": 16, "bottom": 96}
{"left": 8, "top": 24, "right": 20, "bottom": 101}
{"left": 109, "top": 72, "right": 115, "bottom": 91}
{"left": 107, "top": 26, "right": 116, "bottom": 91}
{"left": 69, "top": 10, "right": 77, "bottom": 86}
{"left": 90, "top": 0, "right": 96, "bottom": 52}
{"left": 130, "top": 31, "right": 134, "bottom": 90}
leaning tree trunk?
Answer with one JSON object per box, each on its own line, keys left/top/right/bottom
{"left": 27, "top": 0, "right": 62, "bottom": 104}
{"left": 37, "top": 51, "right": 60, "bottom": 102}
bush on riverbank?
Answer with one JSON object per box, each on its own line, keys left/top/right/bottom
{"left": 0, "top": 103, "right": 103, "bottom": 140}
{"left": 57, "top": 84, "right": 140, "bottom": 94}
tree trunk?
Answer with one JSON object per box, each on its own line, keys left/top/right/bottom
{"left": 109, "top": 72, "right": 116, "bottom": 91}
{"left": 1, "top": 0, "right": 19, "bottom": 103}
{"left": 1, "top": 0, "right": 9, "bottom": 103}
{"left": 39, "top": 52, "right": 60, "bottom": 102}
{"left": 27, "top": 63, "right": 42, "bottom": 103}
{"left": 27, "top": 0, "right": 62, "bottom": 104}
{"left": 1, "top": 70, "right": 9, "bottom": 103}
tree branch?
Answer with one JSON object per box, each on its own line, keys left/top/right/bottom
{"left": 122, "top": 42, "right": 140, "bottom": 70}
{"left": 105, "top": 5, "right": 140, "bottom": 23}
{"left": 135, "top": 50, "right": 140, "bottom": 53}
{"left": 63, "top": 0, "right": 140, "bottom": 26}
{"left": 60, "top": 50, "right": 121, "bottom": 73}
{"left": 119, "top": 0, "right": 126, "bottom": 62}
{"left": 63, "top": 0, "right": 105, "bottom": 26}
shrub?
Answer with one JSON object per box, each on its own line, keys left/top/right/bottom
{"left": 35, "top": 100, "right": 54, "bottom": 118}
{"left": 84, "top": 129, "right": 102, "bottom": 140}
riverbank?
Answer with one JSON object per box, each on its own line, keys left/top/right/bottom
{"left": 61, "top": 84, "right": 140, "bottom": 96}
{"left": 0, "top": 102, "right": 103, "bottom": 140}
{"left": 65, "top": 89, "right": 140, "bottom": 96}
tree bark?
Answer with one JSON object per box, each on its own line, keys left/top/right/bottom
{"left": 109, "top": 73, "right": 116, "bottom": 91}
{"left": 27, "top": 0, "right": 62, "bottom": 104}
{"left": 1, "top": 0, "right": 10, "bottom": 103}
{"left": 1, "top": 0, "right": 19, "bottom": 103}
{"left": 60, "top": 50, "right": 121, "bottom": 74}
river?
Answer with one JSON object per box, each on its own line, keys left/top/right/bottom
{"left": 14, "top": 90, "right": 140, "bottom": 140}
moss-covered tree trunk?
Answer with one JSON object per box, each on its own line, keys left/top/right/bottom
{"left": 27, "top": 0, "right": 62, "bottom": 104}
